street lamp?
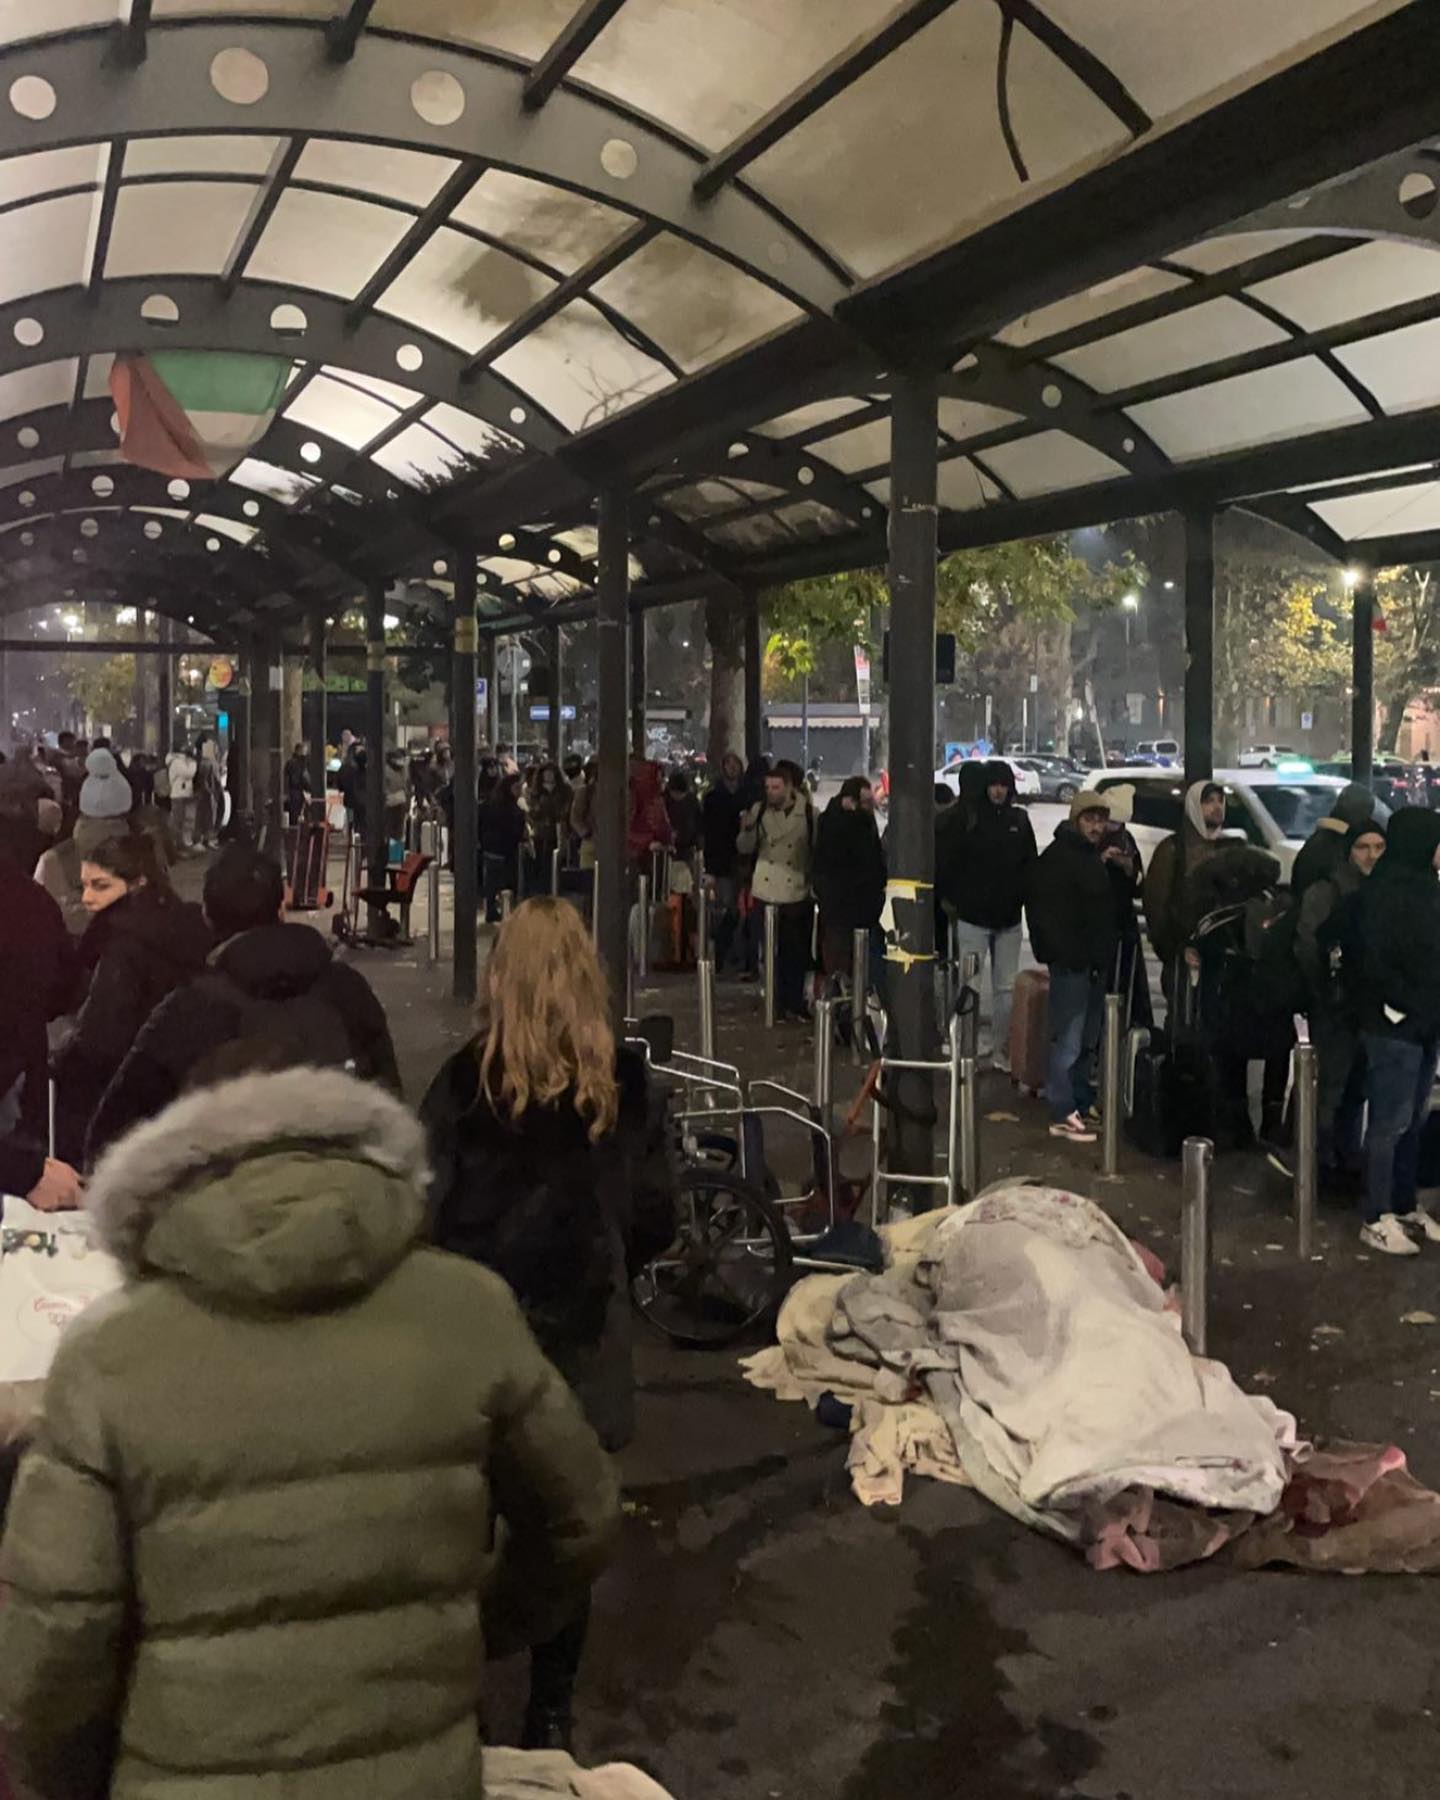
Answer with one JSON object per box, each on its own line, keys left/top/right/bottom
{"left": 1122, "top": 590, "right": 1139, "bottom": 651}
{"left": 1343, "top": 567, "right": 1361, "bottom": 591}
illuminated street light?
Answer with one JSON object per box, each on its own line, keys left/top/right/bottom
{"left": 1343, "top": 568, "right": 1362, "bottom": 589}
{"left": 1121, "top": 592, "right": 1139, "bottom": 611}
{"left": 383, "top": 613, "right": 400, "bottom": 630}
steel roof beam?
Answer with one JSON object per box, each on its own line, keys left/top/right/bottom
{"left": 343, "top": 161, "right": 487, "bottom": 327}
{"left": 522, "top": 0, "right": 631, "bottom": 111}
{"left": 112, "top": 0, "right": 152, "bottom": 69}
{"left": 326, "top": 0, "right": 378, "bottom": 64}
{"left": 221, "top": 138, "right": 305, "bottom": 299}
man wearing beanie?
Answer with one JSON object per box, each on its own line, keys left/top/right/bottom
{"left": 36, "top": 752, "right": 136, "bottom": 934}
{"left": 79, "top": 747, "right": 134, "bottom": 823}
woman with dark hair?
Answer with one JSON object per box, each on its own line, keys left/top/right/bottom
{"left": 813, "top": 775, "right": 886, "bottom": 981}
{"left": 528, "top": 761, "right": 572, "bottom": 888}
{"left": 663, "top": 768, "right": 701, "bottom": 861}
{"left": 51, "top": 831, "right": 210, "bottom": 1164}
{"left": 479, "top": 771, "right": 528, "bottom": 922}
{"left": 422, "top": 897, "right": 675, "bottom": 1750}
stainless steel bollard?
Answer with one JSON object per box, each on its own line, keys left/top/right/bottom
{"left": 1180, "top": 1136, "right": 1214, "bottom": 1356}
{"left": 498, "top": 888, "right": 514, "bottom": 922}
{"left": 697, "top": 957, "right": 717, "bottom": 1062}
{"left": 696, "top": 879, "right": 711, "bottom": 962}
{"left": 427, "top": 857, "right": 441, "bottom": 963}
{"left": 958, "top": 1053, "right": 979, "bottom": 1200}
{"left": 550, "top": 845, "right": 561, "bottom": 897}
{"left": 813, "top": 996, "right": 835, "bottom": 1136}
{"left": 1101, "top": 993, "right": 1123, "bottom": 1176}
{"left": 959, "top": 948, "right": 980, "bottom": 1059}
{"left": 851, "top": 925, "right": 870, "bottom": 1063}
{"left": 763, "top": 903, "right": 778, "bottom": 1029}
{"left": 1293, "top": 1039, "right": 1319, "bottom": 1260}
{"left": 636, "top": 873, "right": 650, "bottom": 985}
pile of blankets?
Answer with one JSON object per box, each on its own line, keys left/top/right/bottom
{"left": 744, "top": 1184, "right": 1440, "bottom": 1573}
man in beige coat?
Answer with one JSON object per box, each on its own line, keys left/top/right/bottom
{"left": 739, "top": 765, "right": 815, "bottom": 1020}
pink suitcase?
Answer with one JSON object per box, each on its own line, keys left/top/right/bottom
{"left": 1008, "top": 967, "right": 1050, "bottom": 1095}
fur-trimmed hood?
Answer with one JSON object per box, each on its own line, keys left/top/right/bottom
{"left": 86, "top": 1070, "right": 429, "bottom": 1308}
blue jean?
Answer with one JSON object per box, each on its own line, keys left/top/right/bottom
{"left": 1361, "top": 1032, "right": 1438, "bottom": 1224}
{"left": 953, "top": 921, "right": 1022, "bottom": 1060}
{"left": 1046, "top": 967, "right": 1104, "bottom": 1122}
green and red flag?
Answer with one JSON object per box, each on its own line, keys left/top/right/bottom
{"left": 110, "top": 351, "right": 291, "bottom": 481}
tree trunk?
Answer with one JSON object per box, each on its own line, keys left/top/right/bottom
{"left": 282, "top": 653, "right": 304, "bottom": 759}
{"left": 705, "top": 593, "right": 745, "bottom": 765}
{"left": 1379, "top": 691, "right": 1409, "bottom": 757}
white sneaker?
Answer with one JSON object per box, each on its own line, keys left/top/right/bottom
{"left": 992, "top": 1050, "right": 1012, "bottom": 1075}
{"left": 1360, "top": 1214, "right": 1421, "bottom": 1256}
{"left": 1398, "top": 1206, "right": 1440, "bottom": 1244}
{"left": 1049, "top": 1112, "right": 1097, "bottom": 1143}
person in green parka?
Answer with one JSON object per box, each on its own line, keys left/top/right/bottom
{"left": 0, "top": 1066, "right": 619, "bottom": 1800}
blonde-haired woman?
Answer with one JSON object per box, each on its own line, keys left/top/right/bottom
{"left": 420, "top": 896, "right": 675, "bottom": 1752}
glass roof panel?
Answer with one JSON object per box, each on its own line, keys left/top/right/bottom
{"left": 590, "top": 235, "right": 800, "bottom": 374}
{"left": 228, "top": 456, "right": 319, "bottom": 502}
{"left": 321, "top": 368, "right": 424, "bottom": 410}
{"left": 938, "top": 398, "right": 1024, "bottom": 441}
{"left": 491, "top": 301, "right": 672, "bottom": 431}
{"left": 1248, "top": 239, "right": 1440, "bottom": 333}
{"left": 0, "top": 360, "right": 78, "bottom": 424}
{"left": 1052, "top": 296, "right": 1291, "bottom": 392}
{"left": 566, "top": 0, "right": 901, "bottom": 152}
{"left": 124, "top": 136, "right": 281, "bottom": 178}
{"left": 367, "top": 0, "right": 586, "bottom": 61}
{"left": 152, "top": 0, "right": 332, "bottom": 15}
{"left": 1310, "top": 481, "right": 1440, "bottom": 542}
{"left": 369, "top": 422, "right": 464, "bottom": 487}
{"left": 754, "top": 397, "right": 872, "bottom": 440}
{"left": 1125, "top": 359, "right": 1370, "bottom": 459}
{"left": 808, "top": 417, "right": 890, "bottom": 475}
{"left": 749, "top": 5, "right": 1127, "bottom": 279}
{"left": 378, "top": 228, "right": 553, "bottom": 356}
{"left": 0, "top": 1, "right": 117, "bottom": 40}
{"left": 937, "top": 457, "right": 1003, "bottom": 512}
{"left": 451, "top": 172, "right": 630, "bottom": 278}
{"left": 70, "top": 448, "right": 122, "bottom": 470}
{"left": 106, "top": 181, "right": 260, "bottom": 279}
{"left": 285, "top": 373, "right": 399, "bottom": 450}
{"left": 0, "top": 145, "right": 103, "bottom": 207}
{"left": 294, "top": 140, "right": 460, "bottom": 208}
{"left": 247, "top": 189, "right": 413, "bottom": 301}
{"left": 0, "top": 456, "right": 63, "bottom": 489}
{"left": 0, "top": 193, "right": 92, "bottom": 304}
{"left": 195, "top": 513, "right": 258, "bottom": 545}
{"left": 662, "top": 479, "right": 762, "bottom": 521}
{"left": 423, "top": 402, "right": 524, "bottom": 463}
{"left": 996, "top": 267, "right": 1189, "bottom": 350}
{"left": 83, "top": 353, "right": 115, "bottom": 398}
{"left": 1166, "top": 231, "right": 1313, "bottom": 276}
{"left": 978, "top": 431, "right": 1126, "bottom": 498}
{"left": 1334, "top": 318, "right": 1440, "bottom": 414}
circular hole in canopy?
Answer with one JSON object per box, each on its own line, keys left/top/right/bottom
{"left": 433, "top": 559, "right": 448, "bottom": 576}
{"left": 91, "top": 474, "right": 113, "bottom": 497}
{"left": 1041, "top": 383, "right": 1064, "bottom": 409}
{"left": 498, "top": 532, "right": 516, "bottom": 550}
{"left": 862, "top": 505, "right": 874, "bottom": 518}
{"left": 509, "top": 406, "right": 527, "bottom": 426}
{"left": 72, "top": 548, "right": 86, "bottom": 563}
{"left": 9, "top": 76, "right": 56, "bottom": 122}
{"left": 206, "top": 537, "right": 222, "bottom": 553}
{"left": 727, "top": 442, "right": 748, "bottom": 459}
{"left": 243, "top": 499, "right": 260, "bottom": 518}
{"left": 396, "top": 343, "right": 424, "bottom": 373}
{"left": 141, "top": 293, "right": 179, "bottom": 325}
{"left": 300, "top": 441, "right": 322, "bottom": 465}
{"left": 1121, "top": 436, "right": 1136, "bottom": 454}
{"left": 412, "top": 70, "right": 465, "bottom": 127}
{"left": 16, "top": 426, "right": 38, "bottom": 449}
{"left": 168, "top": 478, "right": 190, "bottom": 501}
{"left": 796, "top": 465, "right": 815, "bottom": 486}
{"left": 80, "top": 518, "right": 98, "bottom": 538}
{"left": 19, "top": 530, "right": 32, "bottom": 546}
{"left": 547, "top": 548, "right": 562, "bottom": 564}
{"left": 13, "top": 317, "right": 43, "bottom": 347}
{"left": 110, "top": 411, "right": 121, "bottom": 436}
{"left": 210, "top": 47, "right": 269, "bottom": 106}
{"left": 477, "top": 571, "right": 488, "bottom": 586}
{"left": 144, "top": 520, "right": 163, "bottom": 539}
{"left": 17, "top": 490, "right": 34, "bottom": 508}
{"left": 270, "top": 303, "right": 307, "bottom": 334}
{"left": 600, "top": 138, "right": 637, "bottom": 180}
{"left": 1399, "top": 170, "right": 1438, "bottom": 220}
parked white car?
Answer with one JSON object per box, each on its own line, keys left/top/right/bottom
{"left": 1237, "top": 744, "right": 1303, "bottom": 769}
{"left": 936, "top": 755, "right": 1041, "bottom": 800}
{"left": 1087, "top": 768, "right": 1347, "bottom": 881}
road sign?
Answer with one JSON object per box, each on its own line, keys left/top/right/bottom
{"left": 1301, "top": 710, "right": 1313, "bottom": 731}
{"left": 475, "top": 676, "right": 488, "bottom": 710}
{"left": 529, "top": 704, "right": 577, "bottom": 721}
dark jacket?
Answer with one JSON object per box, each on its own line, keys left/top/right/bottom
{"left": 1290, "top": 782, "right": 1383, "bottom": 898}
{"left": 1353, "top": 807, "right": 1440, "bottom": 1043}
{"left": 88, "top": 921, "right": 401, "bottom": 1162}
{"left": 1143, "top": 825, "right": 1224, "bottom": 965}
{"left": 0, "top": 864, "right": 73, "bottom": 1199}
{"left": 52, "top": 888, "right": 212, "bottom": 1166}
{"left": 0, "top": 1070, "right": 617, "bottom": 1800}
{"left": 665, "top": 785, "right": 701, "bottom": 859}
{"left": 813, "top": 795, "right": 886, "bottom": 931}
{"left": 421, "top": 1044, "right": 675, "bottom": 1453}
{"left": 283, "top": 754, "right": 311, "bottom": 804}
{"left": 935, "top": 771, "right": 1037, "bottom": 930}
{"left": 627, "top": 761, "right": 673, "bottom": 864}
{"left": 479, "top": 792, "right": 527, "bottom": 861}
{"left": 1027, "top": 823, "right": 1118, "bottom": 974}
{"left": 701, "top": 779, "right": 746, "bottom": 878}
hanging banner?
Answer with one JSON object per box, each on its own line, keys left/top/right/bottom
{"left": 111, "top": 351, "right": 291, "bottom": 480}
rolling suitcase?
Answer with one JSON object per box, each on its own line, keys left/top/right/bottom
{"left": 1008, "top": 967, "right": 1050, "bottom": 1095}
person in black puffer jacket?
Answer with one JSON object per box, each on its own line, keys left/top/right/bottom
{"left": 51, "top": 831, "right": 211, "bottom": 1167}
{"left": 1026, "top": 793, "right": 1119, "bottom": 1142}
{"left": 421, "top": 895, "right": 676, "bottom": 1752}
{"left": 813, "top": 776, "right": 887, "bottom": 982}
{"left": 88, "top": 845, "right": 401, "bottom": 1162}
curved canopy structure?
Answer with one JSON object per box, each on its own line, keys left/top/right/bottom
{"left": 0, "top": 2, "right": 1434, "bottom": 636}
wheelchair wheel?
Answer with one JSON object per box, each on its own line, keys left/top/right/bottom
{"left": 632, "top": 1166, "right": 793, "bottom": 1349}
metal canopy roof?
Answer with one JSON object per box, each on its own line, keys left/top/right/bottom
{"left": 0, "top": 1, "right": 1435, "bottom": 639}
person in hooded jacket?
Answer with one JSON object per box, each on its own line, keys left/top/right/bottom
{"left": 664, "top": 768, "right": 701, "bottom": 862}
{"left": 50, "top": 831, "right": 211, "bottom": 1167}
{"left": 1290, "top": 781, "right": 1385, "bottom": 898}
{"left": 1143, "top": 779, "right": 1227, "bottom": 1004}
{"left": 87, "top": 846, "right": 400, "bottom": 1163}
{"left": 627, "top": 758, "right": 673, "bottom": 872}
{"left": 422, "top": 896, "right": 675, "bottom": 1751}
{"left": 935, "top": 759, "right": 1036, "bottom": 1070}
{"left": 480, "top": 772, "right": 528, "bottom": 922}
{"left": 1351, "top": 806, "right": 1440, "bottom": 1256}
{"left": 813, "top": 776, "right": 887, "bottom": 983}
{"left": 0, "top": 1065, "right": 619, "bottom": 1799}
{"left": 526, "top": 761, "right": 573, "bottom": 889}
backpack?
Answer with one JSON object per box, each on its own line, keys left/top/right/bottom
{"left": 1242, "top": 889, "right": 1305, "bottom": 1014}
{"left": 188, "top": 975, "right": 366, "bottom": 1087}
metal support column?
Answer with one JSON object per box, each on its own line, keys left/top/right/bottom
{"left": 227, "top": 641, "right": 251, "bottom": 842}
{"left": 1183, "top": 509, "right": 1215, "bottom": 787}
{"left": 885, "top": 371, "right": 941, "bottom": 1197}
{"left": 157, "top": 614, "right": 173, "bottom": 756}
{"left": 743, "top": 590, "right": 763, "bottom": 767}
{"left": 1351, "top": 573, "right": 1375, "bottom": 785}
{"left": 547, "top": 625, "right": 564, "bottom": 765}
{"left": 131, "top": 609, "right": 148, "bottom": 753}
{"left": 596, "top": 490, "right": 631, "bottom": 1020}
{"left": 263, "top": 631, "right": 285, "bottom": 856}
{"left": 479, "top": 632, "right": 498, "bottom": 750}
{"left": 1180, "top": 1136, "right": 1213, "bottom": 1355}
{"left": 1293, "top": 1039, "right": 1319, "bottom": 1261}
{"left": 451, "top": 563, "right": 479, "bottom": 1003}
{"left": 630, "top": 605, "right": 647, "bottom": 759}
{"left": 307, "top": 609, "right": 327, "bottom": 808}
{"left": 364, "top": 582, "right": 387, "bottom": 927}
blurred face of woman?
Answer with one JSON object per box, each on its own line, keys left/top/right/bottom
{"left": 1350, "top": 831, "right": 1386, "bottom": 876}
{"left": 81, "top": 861, "right": 141, "bottom": 914}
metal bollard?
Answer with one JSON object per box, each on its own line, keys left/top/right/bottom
{"left": 851, "top": 925, "right": 870, "bottom": 1063}
{"left": 427, "top": 856, "right": 441, "bottom": 963}
{"left": 498, "top": 888, "right": 514, "bottom": 922}
{"left": 1293, "top": 1039, "right": 1319, "bottom": 1261}
{"left": 550, "top": 845, "right": 561, "bottom": 897}
{"left": 636, "top": 873, "right": 650, "bottom": 985}
{"left": 959, "top": 948, "right": 980, "bottom": 1059}
{"left": 763, "top": 903, "right": 778, "bottom": 1028}
{"left": 958, "top": 1053, "right": 979, "bottom": 1200}
{"left": 696, "top": 879, "right": 710, "bottom": 962}
{"left": 697, "top": 957, "right": 716, "bottom": 1062}
{"left": 1180, "top": 1136, "right": 1214, "bottom": 1356}
{"left": 1101, "top": 993, "right": 1123, "bottom": 1176}
{"left": 813, "top": 996, "right": 835, "bottom": 1136}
